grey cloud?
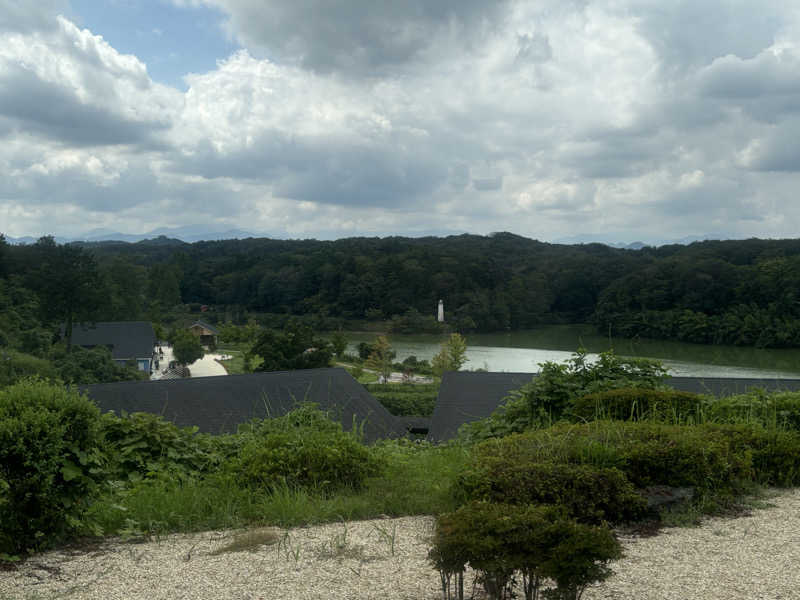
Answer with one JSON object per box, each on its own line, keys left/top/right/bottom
{"left": 629, "top": 0, "right": 784, "bottom": 72}
{"left": 472, "top": 176, "right": 503, "bottom": 191}
{"left": 515, "top": 32, "right": 552, "bottom": 64}
{"left": 698, "top": 52, "right": 800, "bottom": 100}
{"left": 0, "top": 0, "right": 65, "bottom": 33}
{"left": 0, "top": 64, "right": 169, "bottom": 146}
{"left": 559, "top": 131, "right": 662, "bottom": 179}
{"left": 208, "top": 0, "right": 510, "bottom": 75}
{"left": 175, "top": 130, "right": 447, "bottom": 207}
{"left": 746, "top": 118, "right": 800, "bottom": 172}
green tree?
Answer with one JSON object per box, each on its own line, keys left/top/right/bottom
{"left": 365, "top": 335, "right": 395, "bottom": 383}
{"left": 432, "top": 333, "right": 468, "bottom": 377}
{"left": 30, "top": 237, "right": 104, "bottom": 349}
{"left": 170, "top": 329, "right": 204, "bottom": 366}
{"left": 251, "top": 320, "right": 332, "bottom": 372}
{"left": 330, "top": 330, "right": 348, "bottom": 358}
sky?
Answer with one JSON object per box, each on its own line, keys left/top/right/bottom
{"left": 1, "top": 1, "right": 800, "bottom": 244}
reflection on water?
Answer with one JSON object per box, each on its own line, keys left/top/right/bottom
{"left": 346, "top": 325, "right": 800, "bottom": 379}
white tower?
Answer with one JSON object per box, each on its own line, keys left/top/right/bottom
{"left": 437, "top": 299, "right": 444, "bottom": 322}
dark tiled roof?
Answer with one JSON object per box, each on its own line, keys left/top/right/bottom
{"left": 69, "top": 321, "right": 155, "bottom": 361}
{"left": 428, "top": 371, "right": 535, "bottom": 441}
{"left": 81, "top": 368, "right": 403, "bottom": 443}
{"left": 429, "top": 371, "right": 800, "bottom": 441}
{"left": 666, "top": 376, "right": 800, "bottom": 396}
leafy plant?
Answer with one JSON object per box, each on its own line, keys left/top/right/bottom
{"left": 462, "top": 349, "right": 668, "bottom": 440}
{"left": 100, "top": 411, "right": 225, "bottom": 481}
{"left": 0, "top": 379, "right": 105, "bottom": 555}
{"left": 430, "top": 502, "right": 621, "bottom": 600}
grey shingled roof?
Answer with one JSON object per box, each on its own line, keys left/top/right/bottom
{"left": 69, "top": 321, "right": 155, "bottom": 361}
{"left": 81, "top": 367, "right": 404, "bottom": 443}
{"left": 428, "top": 371, "right": 800, "bottom": 441}
{"left": 428, "top": 371, "right": 535, "bottom": 441}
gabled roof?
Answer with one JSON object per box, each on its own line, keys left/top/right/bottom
{"left": 81, "top": 367, "right": 403, "bottom": 443}
{"left": 428, "top": 371, "right": 535, "bottom": 441}
{"left": 428, "top": 371, "right": 800, "bottom": 441}
{"left": 189, "top": 320, "right": 219, "bottom": 334}
{"left": 69, "top": 321, "right": 155, "bottom": 361}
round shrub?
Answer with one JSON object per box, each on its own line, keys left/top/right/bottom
{"left": 229, "top": 405, "right": 384, "bottom": 492}
{"left": 570, "top": 387, "right": 707, "bottom": 424}
{"left": 458, "top": 461, "right": 647, "bottom": 524}
{"left": 0, "top": 379, "right": 103, "bottom": 556}
{"left": 430, "top": 502, "right": 621, "bottom": 600}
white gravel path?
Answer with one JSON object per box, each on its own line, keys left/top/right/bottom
{"left": 186, "top": 353, "right": 228, "bottom": 377}
{"left": 3, "top": 490, "right": 800, "bottom": 600}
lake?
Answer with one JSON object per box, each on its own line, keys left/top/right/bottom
{"left": 346, "top": 325, "right": 800, "bottom": 378}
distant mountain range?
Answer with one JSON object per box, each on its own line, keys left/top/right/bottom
{"left": 4, "top": 227, "right": 741, "bottom": 248}
{"left": 4, "top": 225, "right": 260, "bottom": 245}
{"left": 552, "top": 233, "right": 742, "bottom": 249}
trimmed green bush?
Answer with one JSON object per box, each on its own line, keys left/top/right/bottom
{"left": 430, "top": 501, "right": 621, "bottom": 600}
{"left": 471, "top": 421, "right": 754, "bottom": 501}
{"left": 707, "top": 391, "right": 800, "bottom": 430}
{"left": 228, "top": 404, "right": 384, "bottom": 492}
{"left": 0, "top": 380, "right": 104, "bottom": 556}
{"left": 365, "top": 383, "right": 439, "bottom": 417}
{"left": 703, "top": 423, "right": 800, "bottom": 487}
{"left": 458, "top": 461, "right": 647, "bottom": 524}
{"left": 570, "top": 387, "right": 707, "bottom": 424}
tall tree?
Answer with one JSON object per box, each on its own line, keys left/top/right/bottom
{"left": 365, "top": 335, "right": 395, "bottom": 383}
{"left": 252, "top": 320, "right": 332, "bottom": 372}
{"left": 432, "top": 333, "right": 468, "bottom": 377}
{"left": 170, "top": 329, "right": 204, "bottom": 366}
{"left": 31, "top": 237, "right": 104, "bottom": 348}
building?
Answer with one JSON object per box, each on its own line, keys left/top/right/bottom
{"left": 82, "top": 367, "right": 405, "bottom": 442}
{"left": 188, "top": 321, "right": 219, "bottom": 346}
{"left": 68, "top": 321, "right": 156, "bottom": 372}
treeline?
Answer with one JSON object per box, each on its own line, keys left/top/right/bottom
{"left": 5, "top": 233, "right": 800, "bottom": 348}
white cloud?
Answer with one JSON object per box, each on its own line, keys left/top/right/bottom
{"left": 2, "top": 2, "right": 800, "bottom": 242}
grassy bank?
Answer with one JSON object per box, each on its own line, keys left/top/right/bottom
{"left": 86, "top": 440, "right": 469, "bottom": 538}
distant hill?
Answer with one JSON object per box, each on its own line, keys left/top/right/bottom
{"left": 5, "top": 226, "right": 259, "bottom": 245}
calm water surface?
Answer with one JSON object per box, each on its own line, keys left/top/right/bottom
{"left": 347, "top": 325, "right": 800, "bottom": 378}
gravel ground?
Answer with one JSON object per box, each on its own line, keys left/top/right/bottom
{"left": 3, "top": 489, "right": 800, "bottom": 600}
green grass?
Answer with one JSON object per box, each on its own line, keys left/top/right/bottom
{"left": 365, "top": 383, "right": 440, "bottom": 417}
{"left": 216, "top": 343, "right": 262, "bottom": 374}
{"left": 86, "top": 441, "right": 470, "bottom": 538}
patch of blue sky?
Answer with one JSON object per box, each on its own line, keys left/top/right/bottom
{"left": 66, "top": 0, "right": 238, "bottom": 89}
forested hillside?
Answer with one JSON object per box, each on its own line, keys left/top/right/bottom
{"left": 4, "top": 233, "right": 800, "bottom": 347}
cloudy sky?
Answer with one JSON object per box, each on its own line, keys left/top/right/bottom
{"left": 1, "top": 0, "right": 799, "bottom": 243}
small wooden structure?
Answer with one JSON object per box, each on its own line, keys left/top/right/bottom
{"left": 188, "top": 320, "right": 219, "bottom": 346}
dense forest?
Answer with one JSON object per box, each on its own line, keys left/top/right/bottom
{"left": 3, "top": 233, "right": 800, "bottom": 349}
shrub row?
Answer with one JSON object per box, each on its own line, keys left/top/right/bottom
{"left": 458, "top": 461, "right": 647, "bottom": 524}
{"left": 459, "top": 420, "right": 800, "bottom": 522}
{"left": 707, "top": 391, "right": 800, "bottom": 430}
{"left": 365, "top": 383, "right": 439, "bottom": 417}
{"left": 570, "top": 388, "right": 708, "bottom": 424}
{"left": 0, "top": 380, "right": 384, "bottom": 557}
